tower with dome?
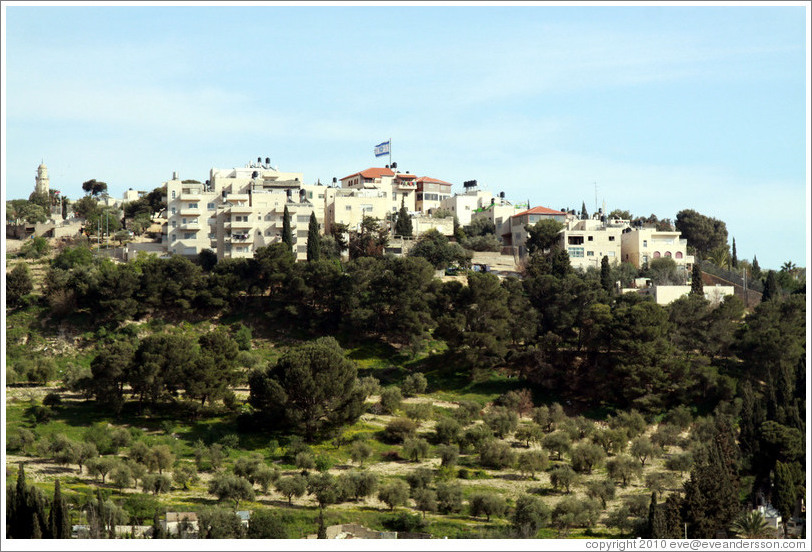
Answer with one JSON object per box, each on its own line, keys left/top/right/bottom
{"left": 35, "top": 162, "right": 50, "bottom": 196}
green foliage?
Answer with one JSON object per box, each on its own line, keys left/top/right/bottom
{"left": 248, "top": 337, "right": 365, "bottom": 440}
{"left": 246, "top": 509, "right": 288, "bottom": 539}
{"left": 436, "top": 481, "right": 464, "bottom": 514}
{"left": 384, "top": 418, "right": 418, "bottom": 443}
{"left": 401, "top": 372, "right": 428, "bottom": 396}
{"left": 675, "top": 209, "right": 728, "bottom": 259}
{"left": 7, "top": 199, "right": 49, "bottom": 224}
{"left": 379, "top": 386, "right": 403, "bottom": 414}
{"left": 607, "top": 456, "right": 643, "bottom": 487}
{"left": 525, "top": 219, "right": 564, "bottom": 255}
{"left": 82, "top": 179, "right": 108, "bottom": 196}
{"left": 469, "top": 492, "right": 507, "bottom": 521}
{"left": 570, "top": 442, "right": 606, "bottom": 474}
{"left": 551, "top": 496, "right": 601, "bottom": 536}
{"left": 378, "top": 479, "right": 410, "bottom": 510}
{"left": 198, "top": 507, "right": 245, "bottom": 539}
{"left": 512, "top": 494, "right": 550, "bottom": 538}
{"left": 394, "top": 202, "right": 413, "bottom": 237}
{"left": 208, "top": 473, "right": 255, "bottom": 508}
{"left": 20, "top": 236, "right": 51, "bottom": 259}
{"left": 483, "top": 406, "right": 519, "bottom": 438}
{"left": 6, "top": 264, "right": 34, "bottom": 307}
{"left": 479, "top": 439, "right": 517, "bottom": 469}
{"left": 408, "top": 228, "right": 470, "bottom": 269}
{"left": 306, "top": 211, "right": 321, "bottom": 262}
{"left": 275, "top": 475, "right": 307, "bottom": 505}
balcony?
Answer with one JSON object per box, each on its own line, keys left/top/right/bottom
{"left": 179, "top": 193, "right": 202, "bottom": 201}
{"left": 225, "top": 220, "right": 252, "bottom": 230}
{"left": 179, "top": 208, "right": 201, "bottom": 216}
{"left": 179, "top": 221, "right": 200, "bottom": 230}
{"left": 224, "top": 193, "right": 249, "bottom": 202}
{"left": 227, "top": 204, "right": 254, "bottom": 214}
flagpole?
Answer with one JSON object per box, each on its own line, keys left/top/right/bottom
{"left": 389, "top": 137, "right": 392, "bottom": 167}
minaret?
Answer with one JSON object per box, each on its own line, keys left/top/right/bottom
{"left": 35, "top": 162, "right": 50, "bottom": 196}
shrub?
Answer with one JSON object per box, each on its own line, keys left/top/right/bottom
{"left": 379, "top": 387, "right": 403, "bottom": 414}
{"left": 384, "top": 418, "right": 417, "bottom": 443}
{"left": 437, "top": 444, "right": 459, "bottom": 467}
{"left": 665, "top": 452, "right": 693, "bottom": 474}
{"left": 436, "top": 481, "right": 464, "bottom": 514}
{"left": 484, "top": 406, "right": 519, "bottom": 438}
{"left": 378, "top": 480, "right": 410, "bottom": 510}
{"left": 405, "top": 467, "right": 434, "bottom": 490}
{"left": 518, "top": 450, "right": 548, "bottom": 478}
{"left": 350, "top": 441, "right": 373, "bottom": 466}
{"left": 404, "top": 402, "right": 433, "bottom": 423}
{"left": 542, "top": 431, "right": 572, "bottom": 460}
{"left": 402, "top": 438, "right": 430, "bottom": 462}
{"left": 512, "top": 494, "right": 550, "bottom": 538}
{"left": 549, "top": 465, "right": 578, "bottom": 493}
{"left": 469, "top": 492, "right": 507, "bottom": 521}
{"left": 401, "top": 373, "right": 428, "bottom": 397}
{"left": 434, "top": 417, "right": 461, "bottom": 445}
{"left": 453, "top": 400, "right": 482, "bottom": 424}
{"left": 495, "top": 389, "right": 534, "bottom": 414}
{"left": 459, "top": 424, "right": 493, "bottom": 452}
{"left": 383, "top": 512, "right": 427, "bottom": 533}
{"left": 570, "top": 443, "right": 606, "bottom": 474}
{"left": 479, "top": 440, "right": 517, "bottom": 470}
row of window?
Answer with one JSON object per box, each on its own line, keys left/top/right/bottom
{"left": 568, "top": 247, "right": 617, "bottom": 259}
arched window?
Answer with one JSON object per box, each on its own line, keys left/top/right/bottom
{"left": 653, "top": 251, "right": 661, "bottom": 258}
{"left": 675, "top": 251, "right": 683, "bottom": 259}
{"left": 664, "top": 251, "right": 672, "bottom": 257}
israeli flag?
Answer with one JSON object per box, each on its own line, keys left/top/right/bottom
{"left": 374, "top": 141, "right": 390, "bottom": 157}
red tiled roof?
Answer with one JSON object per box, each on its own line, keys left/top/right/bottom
{"left": 340, "top": 167, "right": 395, "bottom": 181}
{"left": 416, "top": 176, "right": 452, "bottom": 185}
{"left": 394, "top": 173, "right": 417, "bottom": 179}
{"left": 514, "top": 206, "right": 567, "bottom": 217}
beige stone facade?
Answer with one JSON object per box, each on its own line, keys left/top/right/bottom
{"left": 620, "top": 227, "right": 695, "bottom": 271}
{"left": 560, "top": 218, "right": 626, "bottom": 271}
{"left": 165, "top": 162, "right": 324, "bottom": 261}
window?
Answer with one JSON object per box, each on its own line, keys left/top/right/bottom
{"left": 675, "top": 251, "right": 684, "bottom": 259}
{"left": 361, "top": 204, "right": 373, "bottom": 213}
{"left": 208, "top": 233, "right": 216, "bottom": 239}
{"left": 183, "top": 232, "right": 195, "bottom": 240}
{"left": 608, "top": 236, "right": 615, "bottom": 241}
{"left": 664, "top": 251, "right": 672, "bottom": 257}
{"left": 643, "top": 240, "right": 648, "bottom": 247}
{"left": 188, "top": 203, "right": 198, "bottom": 209}
{"left": 588, "top": 236, "right": 594, "bottom": 241}
{"left": 171, "top": 234, "right": 176, "bottom": 242}
{"left": 653, "top": 251, "right": 661, "bottom": 258}
{"left": 182, "top": 218, "right": 187, "bottom": 225}
{"left": 568, "top": 236, "right": 584, "bottom": 245}
{"left": 607, "top": 251, "right": 615, "bottom": 257}
{"left": 587, "top": 251, "right": 594, "bottom": 256}
{"left": 207, "top": 202, "right": 216, "bottom": 210}
{"left": 307, "top": 192, "right": 313, "bottom": 199}
{"left": 171, "top": 207, "right": 176, "bottom": 215}
{"left": 171, "top": 191, "right": 176, "bottom": 199}
{"left": 171, "top": 221, "right": 177, "bottom": 228}
{"left": 568, "top": 247, "right": 584, "bottom": 258}
{"left": 345, "top": 205, "right": 352, "bottom": 211}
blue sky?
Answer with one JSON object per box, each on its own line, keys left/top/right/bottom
{"left": 3, "top": 4, "right": 808, "bottom": 268}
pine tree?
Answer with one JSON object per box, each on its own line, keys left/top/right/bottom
{"left": 762, "top": 270, "right": 778, "bottom": 302}
{"left": 282, "top": 205, "right": 293, "bottom": 252}
{"left": 306, "top": 212, "right": 320, "bottom": 262}
{"left": 731, "top": 238, "right": 738, "bottom": 268}
{"left": 690, "top": 263, "right": 703, "bottom": 296}
{"left": 395, "top": 201, "right": 413, "bottom": 237}
{"left": 773, "top": 461, "right": 800, "bottom": 537}
{"left": 48, "top": 479, "right": 70, "bottom": 539}
{"left": 600, "top": 256, "right": 613, "bottom": 293}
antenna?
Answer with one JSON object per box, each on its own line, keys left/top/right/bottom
{"left": 594, "top": 182, "right": 598, "bottom": 215}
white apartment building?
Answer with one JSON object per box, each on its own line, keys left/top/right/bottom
{"left": 439, "top": 180, "right": 498, "bottom": 226}
{"left": 504, "top": 206, "right": 570, "bottom": 256}
{"left": 620, "top": 227, "right": 695, "bottom": 271}
{"left": 415, "top": 176, "right": 453, "bottom": 213}
{"left": 560, "top": 217, "right": 627, "bottom": 271}
{"left": 165, "top": 159, "right": 323, "bottom": 261}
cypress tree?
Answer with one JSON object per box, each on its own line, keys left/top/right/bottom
{"left": 646, "top": 492, "right": 658, "bottom": 538}
{"left": 49, "top": 479, "right": 70, "bottom": 539}
{"left": 152, "top": 512, "right": 165, "bottom": 538}
{"left": 395, "top": 201, "right": 413, "bottom": 237}
{"left": 32, "top": 513, "right": 43, "bottom": 539}
{"left": 731, "top": 238, "right": 738, "bottom": 268}
{"left": 581, "top": 201, "right": 589, "bottom": 220}
{"left": 690, "top": 264, "right": 703, "bottom": 296}
{"left": 752, "top": 256, "right": 761, "bottom": 279}
{"left": 762, "top": 270, "right": 778, "bottom": 302}
{"left": 600, "top": 255, "right": 613, "bottom": 293}
{"left": 773, "top": 461, "right": 799, "bottom": 537}
{"left": 306, "top": 212, "right": 320, "bottom": 262}
{"left": 282, "top": 205, "right": 293, "bottom": 253}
